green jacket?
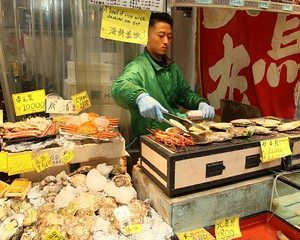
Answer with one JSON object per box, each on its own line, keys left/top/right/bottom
{"left": 111, "top": 50, "right": 207, "bottom": 137}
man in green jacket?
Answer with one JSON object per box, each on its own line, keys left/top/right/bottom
{"left": 112, "top": 12, "right": 214, "bottom": 137}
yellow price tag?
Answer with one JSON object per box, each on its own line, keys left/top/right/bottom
{"left": 33, "top": 152, "right": 52, "bottom": 173}
{"left": 71, "top": 91, "right": 91, "bottom": 112}
{"left": 124, "top": 224, "right": 142, "bottom": 235}
{"left": 44, "top": 228, "right": 66, "bottom": 240}
{"left": 260, "top": 137, "right": 292, "bottom": 162}
{"left": 0, "top": 152, "right": 8, "bottom": 173}
{"left": 7, "top": 151, "right": 34, "bottom": 176}
{"left": 12, "top": 89, "right": 45, "bottom": 116}
{"left": 0, "top": 109, "right": 3, "bottom": 127}
{"left": 101, "top": 6, "right": 150, "bottom": 45}
{"left": 215, "top": 216, "right": 242, "bottom": 240}
{"left": 177, "top": 228, "right": 215, "bottom": 240}
{"left": 61, "top": 151, "right": 74, "bottom": 164}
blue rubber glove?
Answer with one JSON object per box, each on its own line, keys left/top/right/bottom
{"left": 136, "top": 93, "right": 168, "bottom": 122}
{"left": 198, "top": 102, "right": 215, "bottom": 119}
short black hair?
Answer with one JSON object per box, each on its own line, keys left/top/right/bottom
{"left": 149, "top": 12, "right": 173, "bottom": 28}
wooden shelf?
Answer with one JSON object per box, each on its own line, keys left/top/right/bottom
{"left": 171, "top": 0, "right": 300, "bottom": 15}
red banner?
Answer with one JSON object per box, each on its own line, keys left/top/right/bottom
{"left": 199, "top": 9, "right": 300, "bottom": 119}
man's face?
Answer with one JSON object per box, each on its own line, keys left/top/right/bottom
{"left": 147, "top": 21, "right": 172, "bottom": 59}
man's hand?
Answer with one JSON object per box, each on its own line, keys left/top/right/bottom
{"left": 136, "top": 93, "right": 168, "bottom": 122}
{"left": 198, "top": 102, "right": 215, "bottom": 119}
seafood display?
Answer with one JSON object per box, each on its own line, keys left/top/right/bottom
{"left": 148, "top": 129, "right": 194, "bottom": 149}
{"left": 0, "top": 113, "right": 121, "bottom": 143}
{"left": 276, "top": 121, "right": 300, "bottom": 132}
{"left": 149, "top": 117, "right": 300, "bottom": 150}
{"left": 1, "top": 117, "right": 57, "bottom": 139}
{"left": 0, "top": 165, "right": 173, "bottom": 240}
{"left": 54, "top": 112, "right": 120, "bottom": 139}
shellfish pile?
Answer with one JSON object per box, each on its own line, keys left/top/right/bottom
{"left": 0, "top": 164, "right": 173, "bottom": 240}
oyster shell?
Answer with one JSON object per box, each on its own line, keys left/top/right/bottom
{"left": 23, "top": 207, "right": 37, "bottom": 226}
{"left": 210, "top": 122, "right": 233, "bottom": 131}
{"left": 54, "top": 185, "right": 76, "bottom": 209}
{"left": 128, "top": 199, "right": 150, "bottom": 224}
{"left": 113, "top": 174, "right": 132, "bottom": 187}
{"left": 112, "top": 165, "right": 127, "bottom": 175}
{"left": 246, "top": 125, "right": 272, "bottom": 135}
{"left": 37, "top": 203, "right": 54, "bottom": 219}
{"left": 277, "top": 121, "right": 300, "bottom": 132}
{"left": 85, "top": 169, "right": 107, "bottom": 192}
{"left": 230, "top": 119, "right": 253, "bottom": 127}
{"left": 96, "top": 196, "right": 118, "bottom": 220}
{"left": 207, "top": 132, "right": 233, "bottom": 142}
{"left": 20, "top": 226, "right": 39, "bottom": 240}
{"left": 252, "top": 118, "right": 282, "bottom": 128}
{"left": 97, "top": 163, "right": 113, "bottom": 178}
{"left": 70, "top": 192, "right": 100, "bottom": 212}
{"left": 70, "top": 174, "right": 86, "bottom": 188}
{"left": 226, "top": 127, "right": 253, "bottom": 138}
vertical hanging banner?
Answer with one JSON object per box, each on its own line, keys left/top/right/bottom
{"left": 100, "top": 6, "right": 150, "bottom": 45}
{"left": 12, "top": 89, "right": 46, "bottom": 116}
{"left": 199, "top": 10, "right": 300, "bottom": 118}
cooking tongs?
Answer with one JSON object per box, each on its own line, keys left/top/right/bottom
{"left": 162, "top": 112, "right": 207, "bottom": 131}
{"left": 162, "top": 112, "right": 209, "bottom": 142}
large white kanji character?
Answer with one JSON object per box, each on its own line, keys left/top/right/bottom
{"left": 208, "top": 33, "right": 250, "bottom": 109}
{"left": 253, "top": 13, "right": 300, "bottom": 88}
{"left": 268, "top": 14, "right": 300, "bottom": 60}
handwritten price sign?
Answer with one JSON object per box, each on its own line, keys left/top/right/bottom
{"left": 101, "top": 6, "right": 150, "bottom": 45}
{"left": 260, "top": 137, "right": 292, "bottom": 162}
{"left": 177, "top": 228, "right": 215, "bottom": 240}
{"left": 46, "top": 98, "right": 77, "bottom": 114}
{"left": 61, "top": 151, "right": 74, "bottom": 164}
{"left": 12, "top": 89, "right": 45, "bottom": 116}
{"left": 44, "top": 228, "right": 66, "bottom": 240}
{"left": 7, "top": 151, "right": 34, "bottom": 176}
{"left": 71, "top": 91, "right": 91, "bottom": 112}
{"left": 33, "top": 152, "right": 52, "bottom": 173}
{"left": 215, "top": 216, "right": 242, "bottom": 240}
{"left": 0, "top": 152, "right": 8, "bottom": 172}
{"left": 124, "top": 224, "right": 142, "bottom": 234}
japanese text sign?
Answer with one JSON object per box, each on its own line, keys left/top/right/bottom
{"left": 124, "top": 224, "right": 142, "bottom": 234}
{"left": 46, "top": 98, "right": 77, "bottom": 114}
{"left": 260, "top": 137, "right": 291, "bottom": 162}
{"left": 12, "top": 89, "right": 45, "bottom": 116}
{"left": 0, "top": 152, "right": 8, "bottom": 172}
{"left": 101, "top": 6, "right": 150, "bottom": 45}
{"left": 61, "top": 151, "right": 74, "bottom": 164}
{"left": 7, "top": 151, "right": 34, "bottom": 176}
{"left": 215, "top": 216, "right": 242, "bottom": 240}
{"left": 71, "top": 91, "right": 91, "bottom": 112}
{"left": 44, "top": 228, "right": 66, "bottom": 240}
{"left": 177, "top": 228, "right": 215, "bottom": 240}
{"left": 90, "top": 0, "right": 164, "bottom": 12}
{"left": 33, "top": 152, "right": 53, "bottom": 173}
